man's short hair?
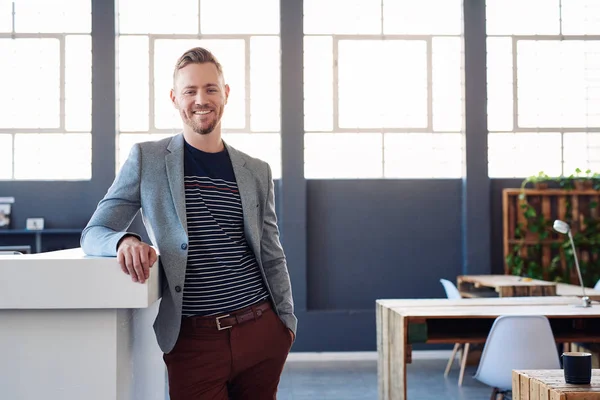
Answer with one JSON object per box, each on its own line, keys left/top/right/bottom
{"left": 172, "top": 47, "right": 224, "bottom": 87}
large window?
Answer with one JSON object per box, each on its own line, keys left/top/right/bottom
{"left": 303, "top": 0, "right": 464, "bottom": 178}
{"left": 487, "top": 0, "right": 600, "bottom": 178}
{"left": 117, "top": 0, "right": 282, "bottom": 178}
{"left": 0, "top": 0, "right": 92, "bottom": 180}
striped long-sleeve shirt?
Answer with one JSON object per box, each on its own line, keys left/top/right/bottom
{"left": 181, "top": 140, "right": 269, "bottom": 317}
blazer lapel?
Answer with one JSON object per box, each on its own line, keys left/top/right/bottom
{"left": 166, "top": 134, "right": 187, "bottom": 233}
{"left": 225, "top": 142, "right": 261, "bottom": 260}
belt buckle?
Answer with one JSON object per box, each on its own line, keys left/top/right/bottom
{"left": 216, "top": 314, "right": 232, "bottom": 330}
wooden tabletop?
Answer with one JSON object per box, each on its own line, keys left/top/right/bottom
{"left": 377, "top": 297, "right": 600, "bottom": 344}
{"left": 456, "top": 274, "right": 600, "bottom": 300}
{"left": 513, "top": 369, "right": 600, "bottom": 399}
{"left": 378, "top": 295, "right": 587, "bottom": 309}
{"left": 459, "top": 274, "right": 556, "bottom": 287}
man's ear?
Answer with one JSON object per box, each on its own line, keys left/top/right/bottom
{"left": 224, "top": 84, "right": 230, "bottom": 105}
{"left": 170, "top": 89, "right": 178, "bottom": 109}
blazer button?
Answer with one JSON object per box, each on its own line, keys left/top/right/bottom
{"left": 175, "top": 286, "right": 182, "bottom": 293}
{"left": 181, "top": 243, "right": 188, "bottom": 250}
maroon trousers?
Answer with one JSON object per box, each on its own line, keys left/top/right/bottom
{"left": 163, "top": 301, "right": 293, "bottom": 399}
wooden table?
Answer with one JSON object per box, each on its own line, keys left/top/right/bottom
{"left": 513, "top": 369, "right": 600, "bottom": 399}
{"left": 376, "top": 296, "right": 600, "bottom": 400}
{"left": 457, "top": 275, "right": 600, "bottom": 300}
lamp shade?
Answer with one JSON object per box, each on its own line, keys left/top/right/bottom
{"left": 553, "top": 220, "right": 570, "bottom": 235}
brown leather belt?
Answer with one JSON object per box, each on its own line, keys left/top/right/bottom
{"left": 184, "top": 300, "right": 272, "bottom": 331}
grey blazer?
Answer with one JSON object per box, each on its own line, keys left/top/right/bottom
{"left": 81, "top": 134, "right": 297, "bottom": 354}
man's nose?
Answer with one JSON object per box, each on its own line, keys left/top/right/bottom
{"left": 194, "top": 92, "right": 208, "bottom": 105}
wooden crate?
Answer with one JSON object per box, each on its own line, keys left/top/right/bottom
{"left": 512, "top": 369, "right": 600, "bottom": 399}
{"left": 503, "top": 188, "right": 600, "bottom": 285}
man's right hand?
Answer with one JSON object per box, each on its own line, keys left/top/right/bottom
{"left": 117, "top": 236, "right": 158, "bottom": 284}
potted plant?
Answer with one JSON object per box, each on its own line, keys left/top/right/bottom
{"left": 520, "top": 171, "right": 551, "bottom": 191}
{"left": 573, "top": 168, "right": 594, "bottom": 190}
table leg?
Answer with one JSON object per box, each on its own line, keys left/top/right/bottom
{"left": 377, "top": 303, "right": 388, "bottom": 400}
{"left": 378, "top": 305, "right": 408, "bottom": 400}
{"left": 35, "top": 233, "right": 42, "bottom": 253}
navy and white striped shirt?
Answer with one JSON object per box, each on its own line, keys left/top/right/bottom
{"left": 181, "top": 141, "right": 269, "bottom": 317}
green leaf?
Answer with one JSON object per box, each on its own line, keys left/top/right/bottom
{"left": 525, "top": 208, "right": 536, "bottom": 218}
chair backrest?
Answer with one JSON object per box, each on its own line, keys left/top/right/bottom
{"left": 439, "top": 279, "right": 462, "bottom": 300}
{"left": 594, "top": 279, "right": 600, "bottom": 291}
{"left": 473, "top": 315, "right": 560, "bottom": 391}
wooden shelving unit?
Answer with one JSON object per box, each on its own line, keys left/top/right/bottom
{"left": 502, "top": 188, "right": 600, "bottom": 284}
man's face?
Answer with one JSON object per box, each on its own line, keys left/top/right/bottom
{"left": 170, "top": 63, "right": 230, "bottom": 136}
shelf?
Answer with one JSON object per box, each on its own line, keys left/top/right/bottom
{"left": 0, "top": 229, "right": 82, "bottom": 235}
{"left": 504, "top": 189, "right": 600, "bottom": 196}
{"left": 0, "top": 229, "right": 82, "bottom": 253}
{"left": 507, "top": 239, "right": 563, "bottom": 245}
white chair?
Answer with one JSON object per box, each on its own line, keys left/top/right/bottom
{"left": 473, "top": 315, "right": 560, "bottom": 399}
{"left": 594, "top": 279, "right": 600, "bottom": 291}
{"left": 440, "top": 279, "right": 470, "bottom": 386}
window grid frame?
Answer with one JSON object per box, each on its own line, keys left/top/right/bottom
{"left": 488, "top": 34, "right": 600, "bottom": 133}
{"left": 304, "top": 33, "right": 463, "bottom": 134}
{"left": 0, "top": 32, "right": 91, "bottom": 180}
{"left": 303, "top": 1, "right": 465, "bottom": 179}
{"left": 0, "top": 32, "right": 94, "bottom": 134}
{"left": 487, "top": 33, "right": 600, "bottom": 177}
{"left": 117, "top": 32, "right": 281, "bottom": 135}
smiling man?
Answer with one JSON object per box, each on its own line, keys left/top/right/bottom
{"left": 81, "top": 47, "right": 296, "bottom": 400}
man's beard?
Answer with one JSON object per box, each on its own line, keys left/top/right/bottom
{"left": 185, "top": 108, "right": 222, "bottom": 135}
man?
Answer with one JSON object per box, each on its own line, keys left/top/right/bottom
{"left": 81, "top": 47, "right": 296, "bottom": 399}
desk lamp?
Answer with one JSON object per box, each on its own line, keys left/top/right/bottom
{"left": 553, "top": 220, "right": 592, "bottom": 308}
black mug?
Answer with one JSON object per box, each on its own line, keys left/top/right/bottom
{"left": 562, "top": 351, "right": 592, "bottom": 385}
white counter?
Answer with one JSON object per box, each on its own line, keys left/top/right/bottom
{"left": 0, "top": 248, "right": 160, "bottom": 309}
{"left": 0, "top": 248, "right": 166, "bottom": 400}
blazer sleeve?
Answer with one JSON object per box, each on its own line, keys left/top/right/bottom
{"left": 80, "top": 144, "right": 143, "bottom": 256}
{"left": 260, "top": 163, "right": 297, "bottom": 336}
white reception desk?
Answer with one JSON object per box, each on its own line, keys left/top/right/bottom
{"left": 0, "top": 248, "right": 166, "bottom": 400}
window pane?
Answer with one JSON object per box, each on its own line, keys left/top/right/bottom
{"left": 563, "top": 132, "right": 600, "bottom": 174}
{"left": 383, "top": 0, "right": 462, "bottom": 35}
{"left": 200, "top": 0, "right": 279, "bottom": 34}
{"left": 384, "top": 133, "right": 462, "bottom": 178}
{"left": 487, "top": 37, "right": 514, "bottom": 131}
{"left": 338, "top": 40, "right": 427, "bottom": 129}
{"left": 0, "top": 135, "right": 12, "bottom": 179}
{"left": 118, "top": 36, "right": 149, "bottom": 131}
{"left": 488, "top": 132, "right": 562, "bottom": 178}
{"left": 222, "top": 133, "right": 281, "bottom": 179}
{"left": 0, "top": 0, "right": 11, "bottom": 32}
{"left": 118, "top": 0, "right": 197, "bottom": 34}
{"left": 305, "top": 133, "right": 383, "bottom": 178}
{"left": 15, "top": 0, "right": 90, "bottom": 33}
{"left": 65, "top": 35, "right": 91, "bottom": 131}
{"left": 118, "top": 134, "right": 173, "bottom": 170}
{"left": 432, "top": 38, "right": 463, "bottom": 132}
{"left": 486, "top": 0, "right": 560, "bottom": 35}
{"left": 0, "top": 38, "right": 60, "bottom": 128}
{"left": 14, "top": 133, "right": 91, "bottom": 180}
{"left": 304, "top": 0, "right": 381, "bottom": 34}
{"left": 517, "top": 40, "right": 600, "bottom": 128}
{"left": 304, "top": 36, "right": 333, "bottom": 132}
{"left": 154, "top": 39, "right": 246, "bottom": 130}
{"left": 562, "top": 0, "right": 600, "bottom": 35}
{"left": 250, "top": 37, "right": 280, "bottom": 132}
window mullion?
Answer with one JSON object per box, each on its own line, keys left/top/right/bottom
{"left": 60, "top": 34, "right": 66, "bottom": 131}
